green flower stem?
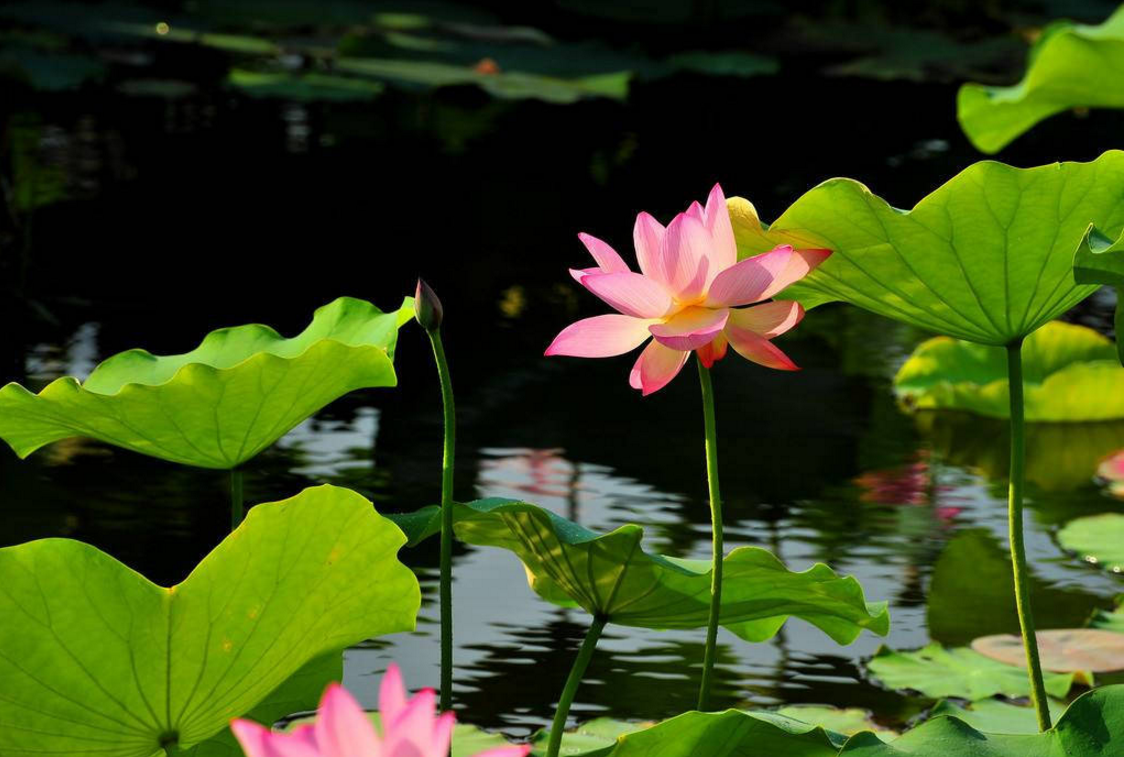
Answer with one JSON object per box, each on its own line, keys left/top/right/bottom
{"left": 427, "top": 328, "right": 456, "bottom": 713}
{"left": 230, "top": 468, "right": 244, "bottom": 531}
{"left": 696, "top": 360, "right": 723, "bottom": 711}
{"left": 546, "top": 614, "right": 607, "bottom": 757}
{"left": 1006, "top": 339, "right": 1051, "bottom": 731}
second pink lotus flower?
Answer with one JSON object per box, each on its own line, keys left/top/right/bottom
{"left": 232, "top": 664, "right": 529, "bottom": 757}
{"left": 545, "top": 184, "right": 831, "bottom": 394}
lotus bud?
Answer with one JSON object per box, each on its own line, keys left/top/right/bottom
{"left": 414, "top": 278, "right": 444, "bottom": 332}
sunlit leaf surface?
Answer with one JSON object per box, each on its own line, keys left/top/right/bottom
{"left": 0, "top": 485, "right": 420, "bottom": 756}
{"left": 0, "top": 297, "right": 412, "bottom": 468}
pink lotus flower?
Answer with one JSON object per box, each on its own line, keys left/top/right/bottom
{"left": 232, "top": 665, "right": 529, "bottom": 757}
{"left": 544, "top": 184, "right": 831, "bottom": 395}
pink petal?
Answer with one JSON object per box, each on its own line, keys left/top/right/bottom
{"left": 231, "top": 721, "right": 321, "bottom": 757}
{"left": 577, "top": 233, "right": 630, "bottom": 274}
{"left": 685, "top": 200, "right": 706, "bottom": 224}
{"left": 727, "top": 301, "right": 804, "bottom": 338}
{"left": 569, "top": 267, "right": 600, "bottom": 284}
{"left": 432, "top": 711, "right": 456, "bottom": 756}
{"left": 696, "top": 333, "right": 728, "bottom": 368}
{"left": 384, "top": 688, "right": 438, "bottom": 754}
{"left": 545, "top": 315, "right": 655, "bottom": 358}
{"left": 633, "top": 211, "right": 667, "bottom": 285}
{"left": 581, "top": 271, "right": 673, "bottom": 318}
{"left": 629, "top": 340, "right": 689, "bottom": 395}
{"left": 649, "top": 307, "right": 729, "bottom": 351}
{"left": 702, "top": 184, "right": 736, "bottom": 275}
{"left": 315, "top": 683, "right": 381, "bottom": 756}
{"left": 661, "top": 214, "right": 710, "bottom": 301}
{"left": 379, "top": 664, "right": 409, "bottom": 727}
{"left": 725, "top": 322, "right": 800, "bottom": 371}
{"left": 705, "top": 246, "right": 831, "bottom": 307}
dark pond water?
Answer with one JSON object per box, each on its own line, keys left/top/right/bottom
{"left": 5, "top": 50, "right": 1124, "bottom": 738}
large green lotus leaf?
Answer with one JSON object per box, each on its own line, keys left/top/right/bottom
{"left": 893, "top": 321, "right": 1124, "bottom": 421}
{"left": 957, "top": 8, "right": 1124, "bottom": 154}
{"left": 929, "top": 697, "right": 1067, "bottom": 735}
{"left": 839, "top": 684, "right": 1124, "bottom": 756}
{"left": 865, "top": 643, "right": 1078, "bottom": 700}
{"left": 393, "top": 499, "right": 889, "bottom": 643}
{"left": 729, "top": 151, "right": 1124, "bottom": 345}
{"left": 0, "top": 484, "right": 420, "bottom": 756}
{"left": 0, "top": 297, "right": 413, "bottom": 469}
{"left": 182, "top": 652, "right": 341, "bottom": 756}
{"left": 1057, "top": 513, "right": 1124, "bottom": 572}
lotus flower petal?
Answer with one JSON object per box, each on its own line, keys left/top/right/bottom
{"left": 650, "top": 307, "right": 730, "bottom": 351}
{"left": 545, "top": 315, "right": 656, "bottom": 358}
{"left": 728, "top": 301, "right": 804, "bottom": 338}
{"left": 630, "top": 340, "right": 689, "bottom": 395}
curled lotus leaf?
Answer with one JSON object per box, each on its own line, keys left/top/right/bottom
{"left": 972, "top": 629, "right": 1124, "bottom": 673}
{"left": 0, "top": 484, "right": 420, "bottom": 757}
{"left": 958, "top": 7, "right": 1124, "bottom": 154}
{"left": 0, "top": 296, "right": 413, "bottom": 469}
{"left": 1074, "top": 223, "right": 1124, "bottom": 366}
{"left": 392, "top": 499, "right": 889, "bottom": 644}
{"left": 775, "top": 706, "right": 897, "bottom": 742}
{"left": 893, "top": 321, "right": 1124, "bottom": 421}
{"left": 839, "top": 685, "right": 1124, "bottom": 756}
{"left": 865, "top": 643, "right": 1078, "bottom": 700}
{"left": 729, "top": 151, "right": 1124, "bottom": 345}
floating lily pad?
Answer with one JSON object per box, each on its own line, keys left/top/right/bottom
{"left": 393, "top": 499, "right": 889, "bottom": 644}
{"left": 839, "top": 685, "right": 1124, "bottom": 756}
{"left": 928, "top": 698, "right": 1067, "bottom": 735}
{"left": 972, "top": 629, "right": 1124, "bottom": 673}
{"left": 530, "top": 717, "right": 647, "bottom": 755}
{"left": 893, "top": 321, "right": 1124, "bottom": 421}
{"left": 1057, "top": 512, "right": 1124, "bottom": 572}
{"left": 227, "top": 68, "right": 385, "bottom": 101}
{"left": 775, "top": 705, "right": 897, "bottom": 742}
{"left": 866, "top": 644, "right": 1077, "bottom": 700}
{"left": 0, "top": 484, "right": 420, "bottom": 756}
{"left": 334, "top": 57, "right": 629, "bottom": 104}
{"left": 731, "top": 151, "right": 1124, "bottom": 346}
{"left": 0, "top": 296, "right": 412, "bottom": 469}
{"left": 958, "top": 7, "right": 1124, "bottom": 153}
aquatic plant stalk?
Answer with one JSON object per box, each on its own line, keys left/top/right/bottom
{"left": 546, "top": 615, "right": 607, "bottom": 757}
{"left": 230, "top": 468, "right": 244, "bottom": 531}
{"left": 696, "top": 360, "right": 723, "bottom": 711}
{"left": 1006, "top": 339, "right": 1051, "bottom": 731}
{"left": 428, "top": 326, "right": 456, "bottom": 713}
